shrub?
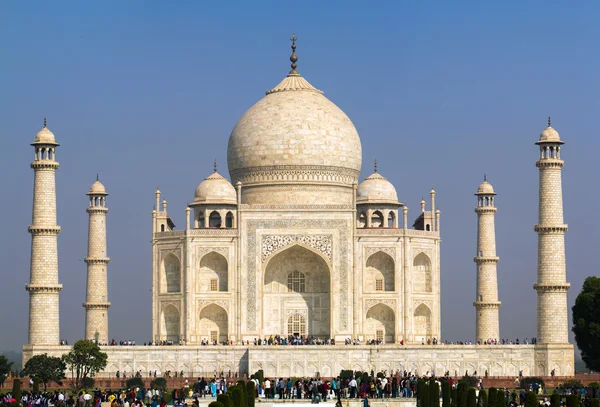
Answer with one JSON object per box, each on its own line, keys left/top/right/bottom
{"left": 339, "top": 370, "right": 354, "bottom": 380}
{"left": 478, "top": 389, "right": 488, "bottom": 407}
{"left": 246, "top": 381, "right": 256, "bottom": 407}
{"left": 451, "top": 388, "right": 458, "bottom": 407}
{"left": 252, "top": 370, "right": 264, "bottom": 384}
{"left": 521, "top": 377, "right": 545, "bottom": 391}
{"left": 81, "top": 377, "right": 95, "bottom": 389}
{"left": 460, "top": 376, "right": 478, "bottom": 388}
{"left": 566, "top": 395, "right": 578, "bottom": 407}
{"left": 458, "top": 381, "right": 470, "bottom": 407}
{"left": 495, "top": 389, "right": 505, "bottom": 407}
{"left": 417, "top": 379, "right": 426, "bottom": 407}
{"left": 208, "top": 402, "right": 224, "bottom": 407}
{"left": 151, "top": 377, "right": 167, "bottom": 391}
{"left": 229, "top": 386, "right": 244, "bottom": 407}
{"left": 12, "top": 379, "right": 21, "bottom": 401}
{"left": 550, "top": 393, "right": 560, "bottom": 407}
{"left": 589, "top": 382, "right": 600, "bottom": 390}
{"left": 32, "top": 377, "right": 40, "bottom": 393}
{"left": 524, "top": 392, "right": 537, "bottom": 407}
{"left": 430, "top": 379, "right": 440, "bottom": 407}
{"left": 488, "top": 388, "right": 497, "bottom": 407}
{"left": 467, "top": 388, "right": 477, "bottom": 407}
{"left": 561, "top": 380, "right": 583, "bottom": 390}
{"left": 442, "top": 381, "right": 451, "bottom": 407}
{"left": 217, "top": 394, "right": 233, "bottom": 407}
{"left": 590, "top": 399, "right": 599, "bottom": 407}
{"left": 126, "top": 377, "right": 144, "bottom": 389}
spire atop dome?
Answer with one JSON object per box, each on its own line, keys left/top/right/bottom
{"left": 214, "top": 159, "right": 217, "bottom": 173}
{"left": 548, "top": 116, "right": 551, "bottom": 127}
{"left": 289, "top": 33, "right": 298, "bottom": 75}
{"left": 374, "top": 159, "right": 378, "bottom": 173}
{"left": 44, "top": 117, "right": 47, "bottom": 128}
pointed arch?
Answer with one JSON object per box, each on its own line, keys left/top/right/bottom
{"left": 413, "top": 303, "right": 432, "bottom": 341}
{"left": 365, "top": 251, "right": 395, "bottom": 291}
{"left": 413, "top": 252, "right": 432, "bottom": 293}
{"left": 371, "top": 210, "right": 384, "bottom": 228}
{"left": 208, "top": 210, "right": 221, "bottom": 228}
{"left": 161, "top": 253, "right": 181, "bottom": 293}
{"left": 387, "top": 211, "right": 396, "bottom": 228}
{"left": 225, "top": 211, "right": 234, "bottom": 228}
{"left": 161, "top": 304, "right": 180, "bottom": 342}
{"left": 358, "top": 212, "right": 367, "bottom": 228}
{"left": 198, "top": 304, "right": 228, "bottom": 344}
{"left": 198, "top": 252, "right": 228, "bottom": 292}
{"left": 366, "top": 303, "right": 395, "bottom": 343}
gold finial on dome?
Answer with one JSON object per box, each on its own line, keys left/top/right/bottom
{"left": 484, "top": 174, "right": 487, "bottom": 182}
{"left": 374, "top": 159, "right": 378, "bottom": 173}
{"left": 289, "top": 33, "right": 299, "bottom": 75}
{"left": 214, "top": 159, "right": 217, "bottom": 173}
{"left": 43, "top": 117, "right": 47, "bottom": 128}
{"left": 97, "top": 173, "right": 99, "bottom": 181}
{"left": 548, "top": 116, "right": 551, "bottom": 127}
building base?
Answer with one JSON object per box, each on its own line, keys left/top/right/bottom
{"left": 23, "top": 343, "right": 574, "bottom": 378}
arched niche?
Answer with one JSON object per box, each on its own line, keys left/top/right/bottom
{"left": 413, "top": 252, "right": 432, "bottom": 293}
{"left": 197, "top": 252, "right": 228, "bottom": 292}
{"left": 160, "top": 305, "right": 180, "bottom": 342}
{"left": 198, "top": 304, "right": 228, "bottom": 344}
{"left": 414, "top": 303, "right": 432, "bottom": 341}
{"left": 366, "top": 303, "right": 395, "bottom": 343}
{"left": 161, "top": 253, "right": 181, "bottom": 293}
{"left": 365, "top": 251, "right": 395, "bottom": 292}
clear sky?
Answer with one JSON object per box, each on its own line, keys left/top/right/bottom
{"left": 1, "top": 1, "right": 598, "bottom": 353}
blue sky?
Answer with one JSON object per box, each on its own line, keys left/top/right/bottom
{"left": 1, "top": 1, "right": 598, "bottom": 352}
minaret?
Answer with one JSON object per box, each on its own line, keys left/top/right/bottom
{"left": 534, "top": 118, "right": 570, "bottom": 343}
{"left": 473, "top": 176, "right": 501, "bottom": 343}
{"left": 26, "top": 119, "right": 62, "bottom": 345}
{"left": 84, "top": 177, "right": 111, "bottom": 344}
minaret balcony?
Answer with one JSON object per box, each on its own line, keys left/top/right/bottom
{"left": 25, "top": 284, "right": 63, "bottom": 293}
{"left": 533, "top": 283, "right": 570, "bottom": 292}
{"left": 28, "top": 226, "right": 61, "bottom": 235}
{"left": 473, "top": 301, "right": 501, "bottom": 308}
{"left": 473, "top": 256, "right": 499, "bottom": 263}
{"left": 534, "top": 224, "right": 568, "bottom": 233}
{"left": 30, "top": 161, "right": 60, "bottom": 169}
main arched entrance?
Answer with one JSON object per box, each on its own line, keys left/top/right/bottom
{"left": 263, "top": 245, "right": 331, "bottom": 338}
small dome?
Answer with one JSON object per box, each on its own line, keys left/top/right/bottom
{"left": 88, "top": 180, "right": 108, "bottom": 195}
{"left": 357, "top": 172, "right": 399, "bottom": 204}
{"left": 32, "top": 125, "right": 58, "bottom": 145}
{"left": 194, "top": 172, "right": 237, "bottom": 205}
{"left": 539, "top": 125, "right": 561, "bottom": 143}
{"left": 476, "top": 180, "right": 496, "bottom": 195}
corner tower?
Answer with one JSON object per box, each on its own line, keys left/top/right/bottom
{"left": 26, "top": 119, "right": 62, "bottom": 345}
{"left": 534, "top": 118, "right": 570, "bottom": 343}
{"left": 84, "top": 177, "right": 111, "bottom": 343}
{"left": 474, "top": 177, "right": 501, "bottom": 343}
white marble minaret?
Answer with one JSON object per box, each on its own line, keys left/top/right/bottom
{"left": 26, "top": 119, "right": 62, "bottom": 345}
{"left": 84, "top": 177, "right": 111, "bottom": 344}
{"left": 534, "top": 118, "right": 570, "bottom": 344}
{"left": 474, "top": 176, "right": 501, "bottom": 343}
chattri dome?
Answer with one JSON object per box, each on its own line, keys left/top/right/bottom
{"left": 537, "top": 117, "right": 563, "bottom": 144}
{"left": 88, "top": 180, "right": 108, "bottom": 195}
{"left": 194, "top": 171, "right": 237, "bottom": 205}
{"left": 357, "top": 171, "right": 399, "bottom": 204}
{"left": 32, "top": 119, "right": 58, "bottom": 146}
{"left": 476, "top": 179, "right": 496, "bottom": 195}
{"left": 226, "top": 39, "right": 362, "bottom": 205}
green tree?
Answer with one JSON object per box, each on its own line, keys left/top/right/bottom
{"left": 23, "top": 354, "right": 66, "bottom": 391}
{"left": 151, "top": 377, "right": 167, "bottom": 391}
{"left": 228, "top": 386, "right": 244, "bottom": 407}
{"left": 550, "top": 393, "right": 560, "bottom": 407}
{"left": 246, "top": 381, "right": 256, "bottom": 407}
{"left": 12, "top": 378, "right": 22, "bottom": 401}
{"left": 430, "top": 379, "right": 440, "bottom": 407}
{"left": 126, "top": 377, "right": 145, "bottom": 389}
{"left": 63, "top": 339, "right": 108, "bottom": 389}
{"left": 417, "top": 379, "right": 426, "bottom": 407}
{"left": 590, "top": 399, "right": 599, "bottom": 407}
{"left": 218, "top": 394, "right": 233, "bottom": 407}
{"left": 32, "top": 377, "right": 40, "bottom": 393}
{"left": 524, "top": 392, "right": 537, "bottom": 407}
{"left": 467, "top": 388, "right": 477, "bottom": 407}
{"left": 451, "top": 388, "right": 459, "bottom": 407}
{"left": 0, "top": 355, "right": 13, "bottom": 385}
{"left": 208, "top": 402, "right": 224, "bottom": 407}
{"left": 478, "top": 389, "right": 488, "bottom": 407}
{"left": 442, "top": 381, "right": 451, "bottom": 407}
{"left": 572, "top": 276, "right": 600, "bottom": 372}
{"left": 566, "top": 395, "right": 578, "bottom": 407}
{"left": 458, "top": 382, "right": 470, "bottom": 407}
{"left": 495, "top": 388, "right": 505, "bottom": 407}
{"left": 488, "top": 388, "right": 497, "bottom": 407}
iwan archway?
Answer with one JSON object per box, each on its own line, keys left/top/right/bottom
{"left": 263, "top": 244, "right": 331, "bottom": 338}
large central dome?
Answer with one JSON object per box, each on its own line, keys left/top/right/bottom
{"left": 227, "top": 41, "right": 362, "bottom": 205}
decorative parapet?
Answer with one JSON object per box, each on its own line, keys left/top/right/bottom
{"left": 534, "top": 224, "right": 568, "bottom": 233}
{"left": 533, "top": 283, "right": 571, "bottom": 292}
{"left": 25, "top": 284, "right": 62, "bottom": 293}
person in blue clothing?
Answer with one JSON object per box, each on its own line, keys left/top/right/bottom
{"left": 362, "top": 395, "right": 370, "bottom": 407}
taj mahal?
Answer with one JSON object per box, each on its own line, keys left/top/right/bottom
{"left": 22, "top": 38, "right": 574, "bottom": 378}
